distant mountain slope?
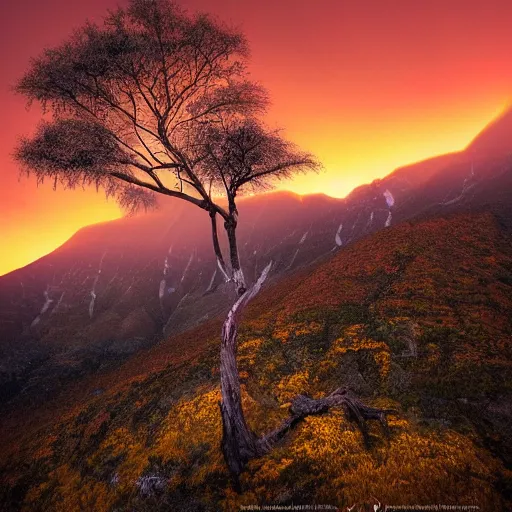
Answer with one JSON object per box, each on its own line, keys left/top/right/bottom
{"left": 1, "top": 212, "right": 511, "bottom": 511}
{"left": 466, "top": 106, "right": 512, "bottom": 159}
{"left": 1, "top": 108, "right": 512, "bottom": 408}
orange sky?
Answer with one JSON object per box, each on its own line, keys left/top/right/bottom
{"left": 1, "top": 0, "right": 512, "bottom": 276}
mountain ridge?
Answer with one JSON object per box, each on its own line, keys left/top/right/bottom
{"left": 2, "top": 106, "right": 512, "bottom": 414}
{"left": 2, "top": 105, "right": 512, "bottom": 509}
{"left": 1, "top": 210, "right": 511, "bottom": 510}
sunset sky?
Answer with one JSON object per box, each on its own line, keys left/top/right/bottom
{"left": 1, "top": 0, "right": 512, "bottom": 276}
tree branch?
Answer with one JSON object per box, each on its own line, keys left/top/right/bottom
{"left": 110, "top": 171, "right": 206, "bottom": 209}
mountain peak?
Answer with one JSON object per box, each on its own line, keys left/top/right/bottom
{"left": 466, "top": 106, "right": 512, "bottom": 158}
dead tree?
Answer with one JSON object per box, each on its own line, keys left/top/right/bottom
{"left": 14, "top": 0, "right": 394, "bottom": 485}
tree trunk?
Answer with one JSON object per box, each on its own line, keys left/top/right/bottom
{"left": 219, "top": 263, "right": 272, "bottom": 482}
{"left": 210, "top": 211, "right": 230, "bottom": 282}
{"left": 225, "top": 216, "right": 246, "bottom": 295}
{"left": 215, "top": 218, "right": 396, "bottom": 487}
{"left": 219, "top": 300, "right": 261, "bottom": 480}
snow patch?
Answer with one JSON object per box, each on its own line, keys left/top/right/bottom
{"left": 287, "top": 248, "right": 300, "bottom": 269}
{"left": 180, "top": 252, "right": 194, "bottom": 284}
{"left": 383, "top": 189, "right": 395, "bottom": 207}
{"left": 31, "top": 287, "right": 54, "bottom": 327}
{"left": 335, "top": 223, "right": 343, "bottom": 247}
{"left": 163, "top": 246, "right": 172, "bottom": 275}
{"left": 40, "top": 289, "right": 53, "bottom": 315}
{"left": 88, "top": 252, "right": 106, "bottom": 318}
{"left": 159, "top": 246, "right": 174, "bottom": 306}
{"left": 88, "top": 291, "right": 97, "bottom": 318}
{"left": 206, "top": 269, "right": 218, "bottom": 293}
{"left": 158, "top": 280, "right": 166, "bottom": 300}
{"left": 365, "top": 211, "right": 374, "bottom": 230}
{"left": 51, "top": 291, "right": 65, "bottom": 315}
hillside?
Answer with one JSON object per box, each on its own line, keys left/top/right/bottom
{"left": 3, "top": 117, "right": 512, "bottom": 411}
{"left": 1, "top": 212, "right": 511, "bottom": 511}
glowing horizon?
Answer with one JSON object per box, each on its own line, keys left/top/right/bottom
{"left": 2, "top": 0, "right": 512, "bottom": 276}
{"left": 1, "top": 98, "right": 509, "bottom": 278}
{"left": 0, "top": 102, "right": 504, "bottom": 278}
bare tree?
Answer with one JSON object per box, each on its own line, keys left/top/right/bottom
{"left": 14, "top": 0, "right": 393, "bottom": 486}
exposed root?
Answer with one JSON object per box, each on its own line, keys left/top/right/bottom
{"left": 258, "top": 387, "right": 397, "bottom": 454}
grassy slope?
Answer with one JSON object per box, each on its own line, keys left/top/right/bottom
{"left": 1, "top": 212, "right": 512, "bottom": 511}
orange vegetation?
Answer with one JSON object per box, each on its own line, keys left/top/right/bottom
{"left": 1, "top": 212, "right": 512, "bottom": 510}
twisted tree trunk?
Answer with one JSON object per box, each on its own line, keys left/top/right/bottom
{"left": 216, "top": 213, "right": 396, "bottom": 486}
{"left": 219, "top": 263, "right": 272, "bottom": 482}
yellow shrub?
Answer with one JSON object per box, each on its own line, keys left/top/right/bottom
{"left": 276, "top": 370, "right": 311, "bottom": 403}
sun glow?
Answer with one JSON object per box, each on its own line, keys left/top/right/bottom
{"left": 2, "top": 0, "right": 512, "bottom": 275}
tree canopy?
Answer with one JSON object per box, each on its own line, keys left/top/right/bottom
{"left": 15, "top": 0, "right": 319, "bottom": 216}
